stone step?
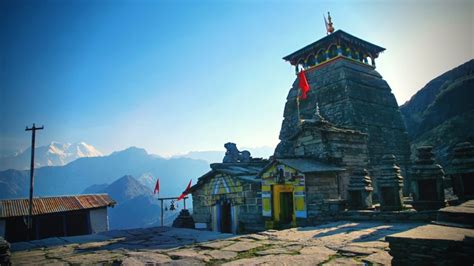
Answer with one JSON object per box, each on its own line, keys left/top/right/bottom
{"left": 436, "top": 200, "right": 474, "bottom": 227}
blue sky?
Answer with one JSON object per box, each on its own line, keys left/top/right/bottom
{"left": 1, "top": 0, "right": 473, "bottom": 156}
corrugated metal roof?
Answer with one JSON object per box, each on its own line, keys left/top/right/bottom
{"left": 0, "top": 194, "right": 115, "bottom": 218}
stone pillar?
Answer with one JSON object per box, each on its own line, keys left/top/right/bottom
{"left": 450, "top": 142, "right": 474, "bottom": 201}
{"left": 411, "top": 146, "right": 446, "bottom": 210}
{"left": 347, "top": 169, "right": 373, "bottom": 210}
{"left": 377, "top": 155, "right": 404, "bottom": 211}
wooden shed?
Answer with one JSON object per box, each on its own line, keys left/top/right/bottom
{"left": 0, "top": 194, "right": 115, "bottom": 242}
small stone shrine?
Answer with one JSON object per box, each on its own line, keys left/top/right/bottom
{"left": 347, "top": 169, "right": 373, "bottom": 210}
{"left": 377, "top": 155, "right": 404, "bottom": 211}
{"left": 450, "top": 142, "right": 474, "bottom": 200}
{"left": 190, "top": 144, "right": 267, "bottom": 233}
{"left": 410, "top": 146, "right": 446, "bottom": 210}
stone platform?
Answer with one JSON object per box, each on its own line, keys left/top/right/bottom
{"left": 436, "top": 200, "right": 474, "bottom": 227}
{"left": 10, "top": 221, "right": 426, "bottom": 265}
{"left": 386, "top": 200, "right": 474, "bottom": 265}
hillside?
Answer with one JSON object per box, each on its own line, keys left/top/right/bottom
{"left": 400, "top": 59, "right": 474, "bottom": 165}
{"left": 83, "top": 175, "right": 180, "bottom": 229}
{"left": 0, "top": 146, "right": 209, "bottom": 199}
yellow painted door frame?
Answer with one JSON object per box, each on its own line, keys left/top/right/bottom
{"left": 272, "top": 184, "right": 296, "bottom": 224}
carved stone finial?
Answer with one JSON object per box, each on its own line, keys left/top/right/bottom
{"left": 325, "top": 12, "right": 335, "bottom": 35}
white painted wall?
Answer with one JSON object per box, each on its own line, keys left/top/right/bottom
{"left": 0, "top": 219, "right": 5, "bottom": 238}
{"left": 89, "top": 208, "right": 108, "bottom": 233}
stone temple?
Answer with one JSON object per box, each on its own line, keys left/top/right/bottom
{"left": 275, "top": 30, "right": 411, "bottom": 195}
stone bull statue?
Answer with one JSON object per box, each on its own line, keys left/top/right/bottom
{"left": 223, "top": 142, "right": 252, "bottom": 163}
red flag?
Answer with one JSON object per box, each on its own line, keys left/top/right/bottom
{"left": 298, "top": 70, "right": 310, "bottom": 100}
{"left": 177, "top": 179, "right": 192, "bottom": 201}
{"left": 154, "top": 178, "right": 160, "bottom": 194}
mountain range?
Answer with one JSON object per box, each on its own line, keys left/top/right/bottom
{"left": 0, "top": 142, "right": 102, "bottom": 171}
{"left": 400, "top": 59, "right": 474, "bottom": 166}
{"left": 0, "top": 146, "right": 210, "bottom": 200}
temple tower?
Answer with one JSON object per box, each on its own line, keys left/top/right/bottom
{"left": 275, "top": 29, "right": 411, "bottom": 195}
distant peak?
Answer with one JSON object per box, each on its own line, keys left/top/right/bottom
{"left": 111, "top": 146, "right": 149, "bottom": 157}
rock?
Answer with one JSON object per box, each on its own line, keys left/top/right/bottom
{"left": 323, "top": 257, "right": 364, "bottom": 265}
{"left": 221, "top": 242, "right": 263, "bottom": 252}
{"left": 256, "top": 248, "right": 294, "bottom": 255}
{"left": 206, "top": 250, "right": 238, "bottom": 260}
{"left": 167, "top": 248, "right": 211, "bottom": 262}
{"left": 245, "top": 234, "right": 268, "bottom": 241}
{"left": 162, "top": 257, "right": 205, "bottom": 265}
{"left": 337, "top": 245, "right": 379, "bottom": 255}
{"left": 299, "top": 246, "right": 336, "bottom": 256}
{"left": 123, "top": 251, "right": 172, "bottom": 264}
{"left": 198, "top": 240, "right": 235, "bottom": 249}
{"left": 223, "top": 253, "right": 334, "bottom": 266}
{"left": 363, "top": 251, "right": 392, "bottom": 265}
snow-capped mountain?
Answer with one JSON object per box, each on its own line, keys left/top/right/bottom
{"left": 0, "top": 142, "right": 103, "bottom": 171}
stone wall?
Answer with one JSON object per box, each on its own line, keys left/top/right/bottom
{"left": 191, "top": 188, "right": 212, "bottom": 229}
{"left": 237, "top": 183, "right": 264, "bottom": 232}
{"left": 302, "top": 172, "right": 344, "bottom": 225}
{"left": 276, "top": 58, "right": 411, "bottom": 193}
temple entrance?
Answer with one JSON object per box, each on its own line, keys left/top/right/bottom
{"left": 219, "top": 201, "right": 232, "bottom": 233}
{"left": 279, "top": 192, "right": 294, "bottom": 224}
{"left": 418, "top": 179, "right": 437, "bottom": 201}
{"left": 272, "top": 184, "right": 295, "bottom": 227}
{"left": 462, "top": 174, "right": 474, "bottom": 195}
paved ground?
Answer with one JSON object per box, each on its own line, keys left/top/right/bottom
{"left": 10, "top": 221, "right": 425, "bottom": 265}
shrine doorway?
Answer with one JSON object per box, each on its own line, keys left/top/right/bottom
{"left": 219, "top": 201, "right": 232, "bottom": 233}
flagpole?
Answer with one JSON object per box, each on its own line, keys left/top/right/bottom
{"left": 296, "top": 67, "right": 303, "bottom": 123}
{"left": 297, "top": 88, "right": 301, "bottom": 123}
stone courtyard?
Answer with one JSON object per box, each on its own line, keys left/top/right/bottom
{"left": 10, "top": 221, "right": 424, "bottom": 265}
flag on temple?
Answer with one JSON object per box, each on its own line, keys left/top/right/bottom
{"left": 298, "top": 70, "right": 310, "bottom": 100}
{"left": 177, "top": 179, "right": 192, "bottom": 201}
{"left": 153, "top": 178, "right": 160, "bottom": 194}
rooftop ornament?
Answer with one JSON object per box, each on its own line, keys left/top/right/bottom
{"left": 324, "top": 12, "right": 334, "bottom": 35}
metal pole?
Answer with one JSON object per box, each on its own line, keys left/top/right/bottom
{"left": 184, "top": 198, "right": 187, "bottom": 210}
{"left": 25, "top": 123, "right": 43, "bottom": 240}
{"left": 160, "top": 199, "right": 164, "bottom": 227}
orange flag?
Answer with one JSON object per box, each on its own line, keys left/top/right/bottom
{"left": 177, "top": 179, "right": 192, "bottom": 201}
{"left": 154, "top": 178, "right": 160, "bottom": 194}
{"left": 298, "top": 70, "right": 310, "bottom": 100}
